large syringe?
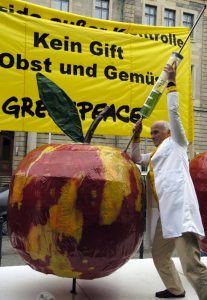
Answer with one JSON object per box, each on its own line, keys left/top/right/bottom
{"left": 139, "top": 51, "right": 183, "bottom": 118}
{"left": 124, "top": 4, "right": 206, "bottom": 152}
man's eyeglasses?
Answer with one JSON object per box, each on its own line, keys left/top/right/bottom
{"left": 151, "top": 130, "right": 159, "bottom": 135}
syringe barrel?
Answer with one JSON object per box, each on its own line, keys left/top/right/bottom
{"left": 140, "top": 52, "right": 183, "bottom": 119}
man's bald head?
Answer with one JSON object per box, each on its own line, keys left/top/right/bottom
{"left": 151, "top": 120, "right": 170, "bottom": 147}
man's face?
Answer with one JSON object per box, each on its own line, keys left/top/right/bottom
{"left": 151, "top": 122, "right": 169, "bottom": 147}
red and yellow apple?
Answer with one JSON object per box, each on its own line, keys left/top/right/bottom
{"left": 8, "top": 144, "right": 144, "bottom": 279}
{"left": 190, "top": 151, "right": 207, "bottom": 253}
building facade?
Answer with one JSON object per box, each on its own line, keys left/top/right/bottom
{"left": 0, "top": 0, "right": 207, "bottom": 187}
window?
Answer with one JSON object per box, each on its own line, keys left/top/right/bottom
{"left": 95, "top": 0, "right": 109, "bottom": 20}
{"left": 164, "top": 9, "right": 175, "bottom": 26}
{"left": 183, "top": 12, "right": 194, "bottom": 29}
{"left": 51, "top": 0, "right": 69, "bottom": 12}
{"left": 145, "top": 5, "right": 157, "bottom": 25}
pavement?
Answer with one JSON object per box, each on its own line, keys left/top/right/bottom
{"left": 1, "top": 235, "right": 25, "bottom": 266}
{"left": 0, "top": 256, "right": 203, "bottom": 300}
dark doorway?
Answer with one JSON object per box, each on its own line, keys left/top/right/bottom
{"left": 0, "top": 131, "right": 14, "bottom": 176}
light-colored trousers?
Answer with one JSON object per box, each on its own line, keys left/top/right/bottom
{"left": 152, "top": 218, "right": 207, "bottom": 300}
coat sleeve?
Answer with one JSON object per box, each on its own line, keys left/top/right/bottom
{"left": 167, "top": 92, "right": 188, "bottom": 147}
{"left": 131, "top": 142, "right": 151, "bottom": 167}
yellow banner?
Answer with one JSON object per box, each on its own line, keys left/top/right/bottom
{"left": 0, "top": 1, "right": 193, "bottom": 140}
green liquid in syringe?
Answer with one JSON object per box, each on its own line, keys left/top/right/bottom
{"left": 140, "top": 90, "right": 161, "bottom": 118}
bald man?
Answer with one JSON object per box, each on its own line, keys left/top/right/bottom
{"left": 131, "top": 64, "right": 207, "bottom": 299}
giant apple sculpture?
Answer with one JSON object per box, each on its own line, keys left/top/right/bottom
{"left": 190, "top": 152, "right": 207, "bottom": 253}
{"left": 8, "top": 74, "right": 145, "bottom": 279}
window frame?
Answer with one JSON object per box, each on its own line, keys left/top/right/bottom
{"left": 144, "top": 4, "right": 157, "bottom": 26}
{"left": 51, "top": 0, "right": 70, "bottom": 12}
{"left": 182, "top": 11, "right": 195, "bottom": 38}
{"left": 164, "top": 8, "right": 176, "bottom": 27}
{"left": 183, "top": 12, "right": 194, "bottom": 29}
{"left": 95, "top": 0, "right": 109, "bottom": 20}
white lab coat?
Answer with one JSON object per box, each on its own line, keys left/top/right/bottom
{"left": 131, "top": 92, "right": 205, "bottom": 244}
